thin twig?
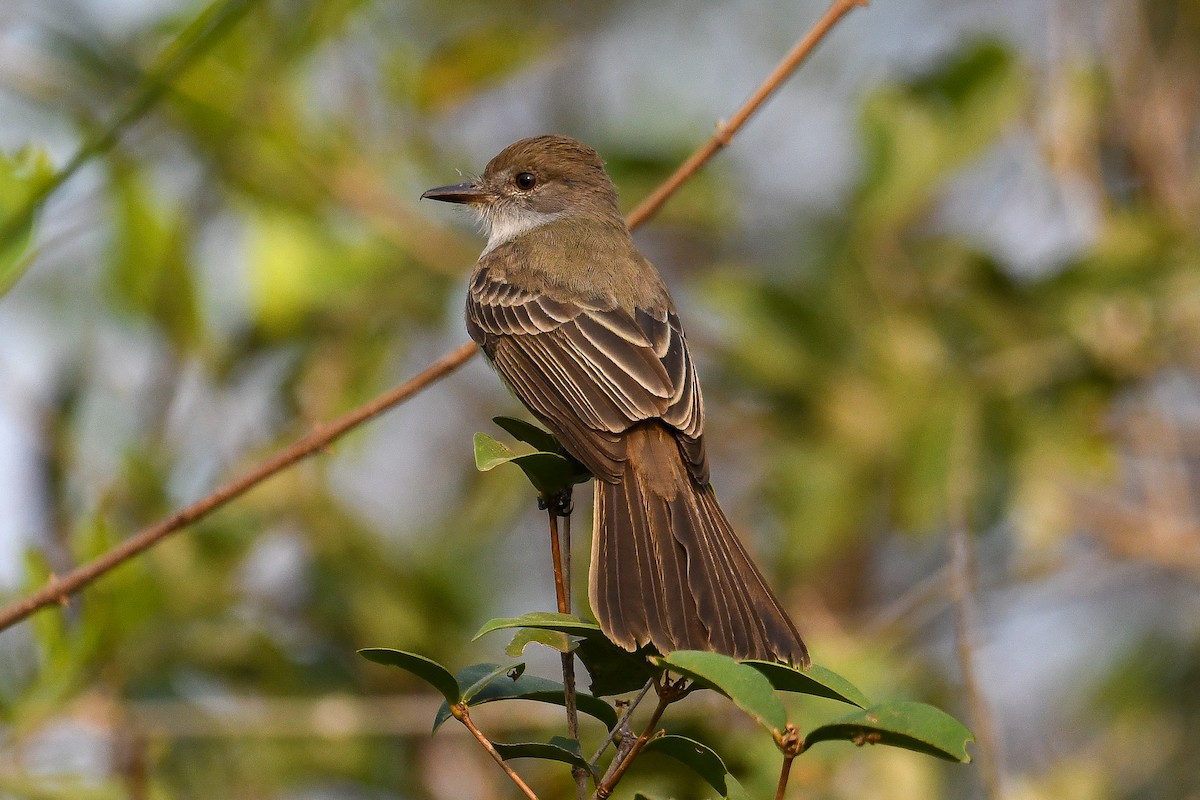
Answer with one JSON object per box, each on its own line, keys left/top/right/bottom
{"left": 547, "top": 499, "right": 587, "bottom": 800}
{"left": 560, "top": 508, "right": 573, "bottom": 609}
{"left": 594, "top": 677, "right": 685, "bottom": 800}
{"left": 0, "top": 343, "right": 476, "bottom": 632}
{"left": 948, "top": 407, "right": 1004, "bottom": 800}
{"left": 455, "top": 705, "right": 540, "bottom": 800}
{"left": 625, "top": 0, "right": 869, "bottom": 229}
{"left": 588, "top": 678, "right": 654, "bottom": 770}
{"left": 775, "top": 753, "right": 795, "bottom": 800}
{"left": 0, "top": 0, "right": 865, "bottom": 632}
{"left": 547, "top": 504, "right": 572, "bottom": 617}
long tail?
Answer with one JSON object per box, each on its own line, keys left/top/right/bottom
{"left": 590, "top": 424, "right": 809, "bottom": 667}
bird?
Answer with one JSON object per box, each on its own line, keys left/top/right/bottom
{"left": 422, "top": 134, "right": 808, "bottom": 667}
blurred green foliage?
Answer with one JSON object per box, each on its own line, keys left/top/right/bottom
{"left": 0, "top": 0, "right": 1197, "bottom": 798}
{"left": 0, "top": 148, "right": 53, "bottom": 294}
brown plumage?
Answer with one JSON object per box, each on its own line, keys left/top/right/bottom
{"left": 423, "top": 135, "right": 809, "bottom": 666}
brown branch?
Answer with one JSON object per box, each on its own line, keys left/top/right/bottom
{"left": 547, "top": 503, "right": 572, "bottom": 617}
{"left": 594, "top": 677, "right": 685, "bottom": 800}
{"left": 547, "top": 500, "right": 587, "bottom": 800}
{"left": 773, "top": 724, "right": 802, "bottom": 800}
{"left": 775, "top": 753, "right": 796, "bottom": 800}
{"left": 587, "top": 678, "right": 654, "bottom": 771}
{"left": 455, "top": 704, "right": 541, "bottom": 800}
{"left": 0, "top": 343, "right": 476, "bottom": 632}
{"left": 625, "top": 0, "right": 869, "bottom": 229}
{"left": 0, "top": 0, "right": 865, "bottom": 633}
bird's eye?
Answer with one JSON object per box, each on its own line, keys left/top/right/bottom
{"left": 514, "top": 172, "right": 537, "bottom": 191}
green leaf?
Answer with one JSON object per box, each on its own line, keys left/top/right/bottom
{"left": 0, "top": 148, "right": 54, "bottom": 295}
{"left": 804, "top": 701, "right": 974, "bottom": 763}
{"left": 358, "top": 649, "right": 460, "bottom": 705}
{"left": 643, "top": 735, "right": 748, "bottom": 800}
{"left": 655, "top": 651, "right": 787, "bottom": 734}
{"left": 745, "top": 661, "right": 871, "bottom": 708}
{"left": 492, "top": 416, "right": 562, "bottom": 455}
{"left": 461, "top": 661, "right": 526, "bottom": 703}
{"left": 475, "top": 613, "right": 656, "bottom": 696}
{"left": 506, "top": 628, "right": 575, "bottom": 657}
{"left": 493, "top": 736, "right": 594, "bottom": 775}
{"left": 473, "top": 432, "right": 586, "bottom": 496}
{"left": 433, "top": 668, "right": 618, "bottom": 732}
{"left": 576, "top": 636, "right": 657, "bottom": 697}
{"left": 474, "top": 612, "right": 604, "bottom": 641}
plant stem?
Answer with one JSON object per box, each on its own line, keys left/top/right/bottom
{"left": 547, "top": 498, "right": 587, "bottom": 800}
{"left": 774, "top": 753, "right": 795, "bottom": 800}
{"left": 547, "top": 501, "right": 572, "bottom": 616}
{"left": 456, "top": 705, "right": 540, "bottom": 800}
{"left": 0, "top": 342, "right": 477, "bottom": 632}
{"left": 588, "top": 678, "right": 654, "bottom": 769}
{"left": 773, "top": 724, "right": 802, "bottom": 800}
{"left": 594, "top": 677, "right": 683, "bottom": 799}
{"left": 625, "top": 0, "right": 869, "bottom": 229}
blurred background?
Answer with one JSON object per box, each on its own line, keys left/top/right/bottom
{"left": 1, "top": 0, "right": 1198, "bottom": 797}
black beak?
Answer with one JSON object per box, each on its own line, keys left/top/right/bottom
{"left": 421, "top": 181, "right": 492, "bottom": 204}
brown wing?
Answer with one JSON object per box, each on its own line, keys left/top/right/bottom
{"left": 466, "top": 265, "right": 706, "bottom": 483}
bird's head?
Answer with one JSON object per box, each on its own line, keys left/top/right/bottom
{"left": 422, "top": 135, "right": 623, "bottom": 250}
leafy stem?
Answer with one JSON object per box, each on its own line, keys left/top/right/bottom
{"left": 774, "top": 724, "right": 803, "bottom": 800}
{"left": 593, "top": 674, "right": 689, "bottom": 799}
{"left": 545, "top": 493, "right": 587, "bottom": 800}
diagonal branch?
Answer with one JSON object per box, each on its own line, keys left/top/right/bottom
{"left": 0, "top": 343, "right": 475, "bottom": 631}
{"left": 625, "top": 0, "right": 869, "bottom": 229}
{"left": 455, "top": 704, "right": 541, "bottom": 800}
{"left": 546, "top": 497, "right": 587, "bottom": 800}
{"left": 0, "top": 0, "right": 867, "bottom": 633}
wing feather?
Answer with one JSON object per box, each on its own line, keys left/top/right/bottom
{"left": 466, "top": 266, "right": 706, "bottom": 481}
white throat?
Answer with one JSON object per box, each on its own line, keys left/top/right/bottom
{"left": 482, "top": 207, "right": 569, "bottom": 255}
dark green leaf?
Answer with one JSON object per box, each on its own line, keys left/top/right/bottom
{"left": 474, "top": 612, "right": 603, "bottom": 641}
{"left": 506, "top": 628, "right": 574, "bottom": 657}
{"left": 655, "top": 651, "right": 787, "bottom": 734}
{"left": 576, "top": 636, "right": 657, "bottom": 696}
{"left": 493, "top": 736, "right": 595, "bottom": 776}
{"left": 804, "top": 701, "right": 974, "bottom": 762}
{"left": 643, "top": 735, "right": 748, "bottom": 799}
{"left": 492, "top": 416, "right": 591, "bottom": 481}
{"left": 473, "top": 432, "right": 586, "bottom": 496}
{"left": 461, "top": 661, "right": 526, "bottom": 703}
{"left": 433, "top": 669, "right": 618, "bottom": 731}
{"left": 745, "top": 661, "right": 871, "bottom": 708}
{"left": 475, "top": 612, "right": 654, "bottom": 695}
{"left": 358, "top": 649, "right": 460, "bottom": 705}
{"left": 492, "top": 416, "right": 562, "bottom": 454}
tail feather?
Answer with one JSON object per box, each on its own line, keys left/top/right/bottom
{"left": 590, "top": 424, "right": 808, "bottom": 667}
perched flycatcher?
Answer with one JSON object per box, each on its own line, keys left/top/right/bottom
{"left": 423, "top": 135, "right": 808, "bottom": 667}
